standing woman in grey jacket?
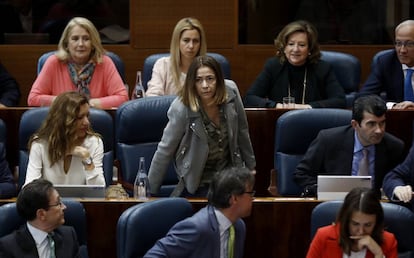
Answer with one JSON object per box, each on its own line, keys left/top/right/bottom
{"left": 148, "top": 55, "right": 256, "bottom": 197}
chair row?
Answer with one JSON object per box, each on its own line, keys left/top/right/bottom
{"left": 37, "top": 51, "right": 231, "bottom": 91}
{"left": 0, "top": 197, "right": 193, "bottom": 258}
{"left": 2, "top": 196, "right": 413, "bottom": 258}
{"left": 37, "top": 49, "right": 373, "bottom": 108}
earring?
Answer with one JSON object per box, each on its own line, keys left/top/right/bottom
{"left": 308, "top": 52, "right": 311, "bottom": 56}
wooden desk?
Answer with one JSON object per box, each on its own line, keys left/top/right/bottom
{"left": 0, "top": 108, "right": 413, "bottom": 197}
{"left": 0, "top": 197, "right": 321, "bottom": 258}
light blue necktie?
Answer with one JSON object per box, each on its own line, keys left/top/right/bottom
{"left": 404, "top": 69, "right": 414, "bottom": 101}
{"left": 48, "top": 233, "right": 56, "bottom": 258}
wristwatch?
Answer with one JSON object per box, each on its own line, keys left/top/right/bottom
{"left": 82, "top": 157, "right": 93, "bottom": 166}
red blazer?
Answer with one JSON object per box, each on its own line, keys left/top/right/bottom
{"left": 307, "top": 224, "right": 398, "bottom": 258}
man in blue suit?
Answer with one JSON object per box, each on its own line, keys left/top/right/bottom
{"left": 383, "top": 143, "right": 414, "bottom": 211}
{"left": 360, "top": 20, "right": 414, "bottom": 109}
{"left": 0, "top": 179, "right": 80, "bottom": 257}
{"left": 144, "top": 167, "right": 255, "bottom": 258}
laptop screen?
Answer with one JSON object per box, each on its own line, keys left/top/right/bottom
{"left": 317, "top": 175, "right": 372, "bottom": 200}
{"left": 54, "top": 185, "right": 106, "bottom": 198}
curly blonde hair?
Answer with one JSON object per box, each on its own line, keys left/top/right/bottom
{"left": 56, "top": 17, "right": 106, "bottom": 64}
{"left": 29, "top": 92, "right": 98, "bottom": 166}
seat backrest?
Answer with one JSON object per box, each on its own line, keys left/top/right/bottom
{"left": 310, "top": 201, "right": 414, "bottom": 257}
{"left": 116, "top": 198, "right": 193, "bottom": 258}
{"left": 37, "top": 51, "right": 126, "bottom": 83}
{"left": 320, "top": 50, "right": 361, "bottom": 107}
{"left": 370, "top": 49, "right": 395, "bottom": 101}
{"left": 18, "top": 107, "right": 114, "bottom": 189}
{"left": 371, "top": 49, "right": 394, "bottom": 70}
{"left": 115, "top": 96, "right": 177, "bottom": 196}
{"left": 274, "top": 109, "right": 352, "bottom": 196}
{"left": 142, "top": 52, "right": 231, "bottom": 90}
{"left": 0, "top": 118, "right": 6, "bottom": 144}
{"left": 0, "top": 200, "right": 89, "bottom": 258}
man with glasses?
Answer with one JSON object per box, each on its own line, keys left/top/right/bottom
{"left": 0, "top": 179, "right": 79, "bottom": 257}
{"left": 145, "top": 167, "right": 255, "bottom": 258}
{"left": 360, "top": 20, "right": 414, "bottom": 109}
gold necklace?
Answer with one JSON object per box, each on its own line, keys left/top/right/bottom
{"left": 288, "top": 67, "right": 307, "bottom": 104}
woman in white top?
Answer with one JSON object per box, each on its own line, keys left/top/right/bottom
{"left": 146, "top": 17, "right": 207, "bottom": 96}
{"left": 24, "top": 91, "right": 105, "bottom": 186}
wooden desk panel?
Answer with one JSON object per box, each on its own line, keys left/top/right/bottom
{"left": 0, "top": 198, "right": 321, "bottom": 258}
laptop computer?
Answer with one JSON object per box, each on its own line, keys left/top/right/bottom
{"left": 317, "top": 175, "right": 372, "bottom": 200}
{"left": 54, "top": 185, "right": 106, "bottom": 198}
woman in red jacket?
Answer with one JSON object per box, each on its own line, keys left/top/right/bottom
{"left": 307, "top": 187, "right": 397, "bottom": 258}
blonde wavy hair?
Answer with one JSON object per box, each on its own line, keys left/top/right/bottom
{"left": 29, "top": 92, "right": 99, "bottom": 166}
{"left": 56, "top": 17, "right": 106, "bottom": 64}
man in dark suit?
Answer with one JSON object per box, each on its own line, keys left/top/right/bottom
{"left": 383, "top": 143, "right": 414, "bottom": 211}
{"left": 0, "top": 62, "right": 21, "bottom": 107}
{"left": 0, "top": 179, "right": 80, "bottom": 257}
{"left": 294, "top": 95, "right": 405, "bottom": 197}
{"left": 144, "top": 167, "right": 255, "bottom": 258}
{"left": 360, "top": 20, "right": 414, "bottom": 110}
{"left": 0, "top": 142, "right": 17, "bottom": 198}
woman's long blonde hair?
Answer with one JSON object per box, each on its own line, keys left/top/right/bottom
{"left": 29, "top": 92, "right": 98, "bottom": 166}
{"left": 170, "top": 17, "right": 207, "bottom": 90}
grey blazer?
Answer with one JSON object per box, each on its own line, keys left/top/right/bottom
{"left": 148, "top": 80, "right": 256, "bottom": 195}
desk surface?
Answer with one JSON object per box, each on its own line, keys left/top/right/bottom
{"left": 0, "top": 197, "right": 321, "bottom": 258}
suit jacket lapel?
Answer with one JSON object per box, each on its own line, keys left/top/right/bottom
{"left": 16, "top": 225, "right": 39, "bottom": 256}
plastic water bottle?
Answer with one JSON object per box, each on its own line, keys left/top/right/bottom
{"left": 133, "top": 157, "right": 150, "bottom": 200}
{"left": 132, "top": 71, "right": 145, "bottom": 99}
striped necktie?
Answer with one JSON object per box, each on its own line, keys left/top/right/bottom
{"left": 404, "top": 68, "right": 414, "bottom": 101}
{"left": 228, "top": 225, "right": 235, "bottom": 258}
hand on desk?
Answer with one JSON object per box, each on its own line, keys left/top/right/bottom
{"left": 391, "top": 101, "right": 414, "bottom": 110}
{"left": 393, "top": 185, "right": 413, "bottom": 203}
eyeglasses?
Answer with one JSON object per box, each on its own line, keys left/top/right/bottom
{"left": 195, "top": 76, "right": 216, "bottom": 86}
{"left": 48, "top": 200, "right": 63, "bottom": 208}
{"left": 395, "top": 40, "right": 414, "bottom": 48}
{"left": 243, "top": 190, "right": 256, "bottom": 197}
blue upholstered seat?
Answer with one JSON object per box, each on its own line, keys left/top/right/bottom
{"left": 115, "top": 96, "right": 177, "bottom": 196}
{"left": 274, "top": 108, "right": 352, "bottom": 196}
{"left": 18, "top": 107, "right": 114, "bottom": 189}
{"left": 116, "top": 198, "right": 193, "bottom": 258}
{"left": 0, "top": 200, "right": 89, "bottom": 258}
{"left": 142, "top": 52, "right": 231, "bottom": 90}
{"left": 320, "top": 51, "right": 361, "bottom": 107}
{"left": 310, "top": 200, "right": 414, "bottom": 258}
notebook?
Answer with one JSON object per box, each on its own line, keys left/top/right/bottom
{"left": 54, "top": 185, "right": 106, "bottom": 198}
{"left": 317, "top": 175, "right": 372, "bottom": 200}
